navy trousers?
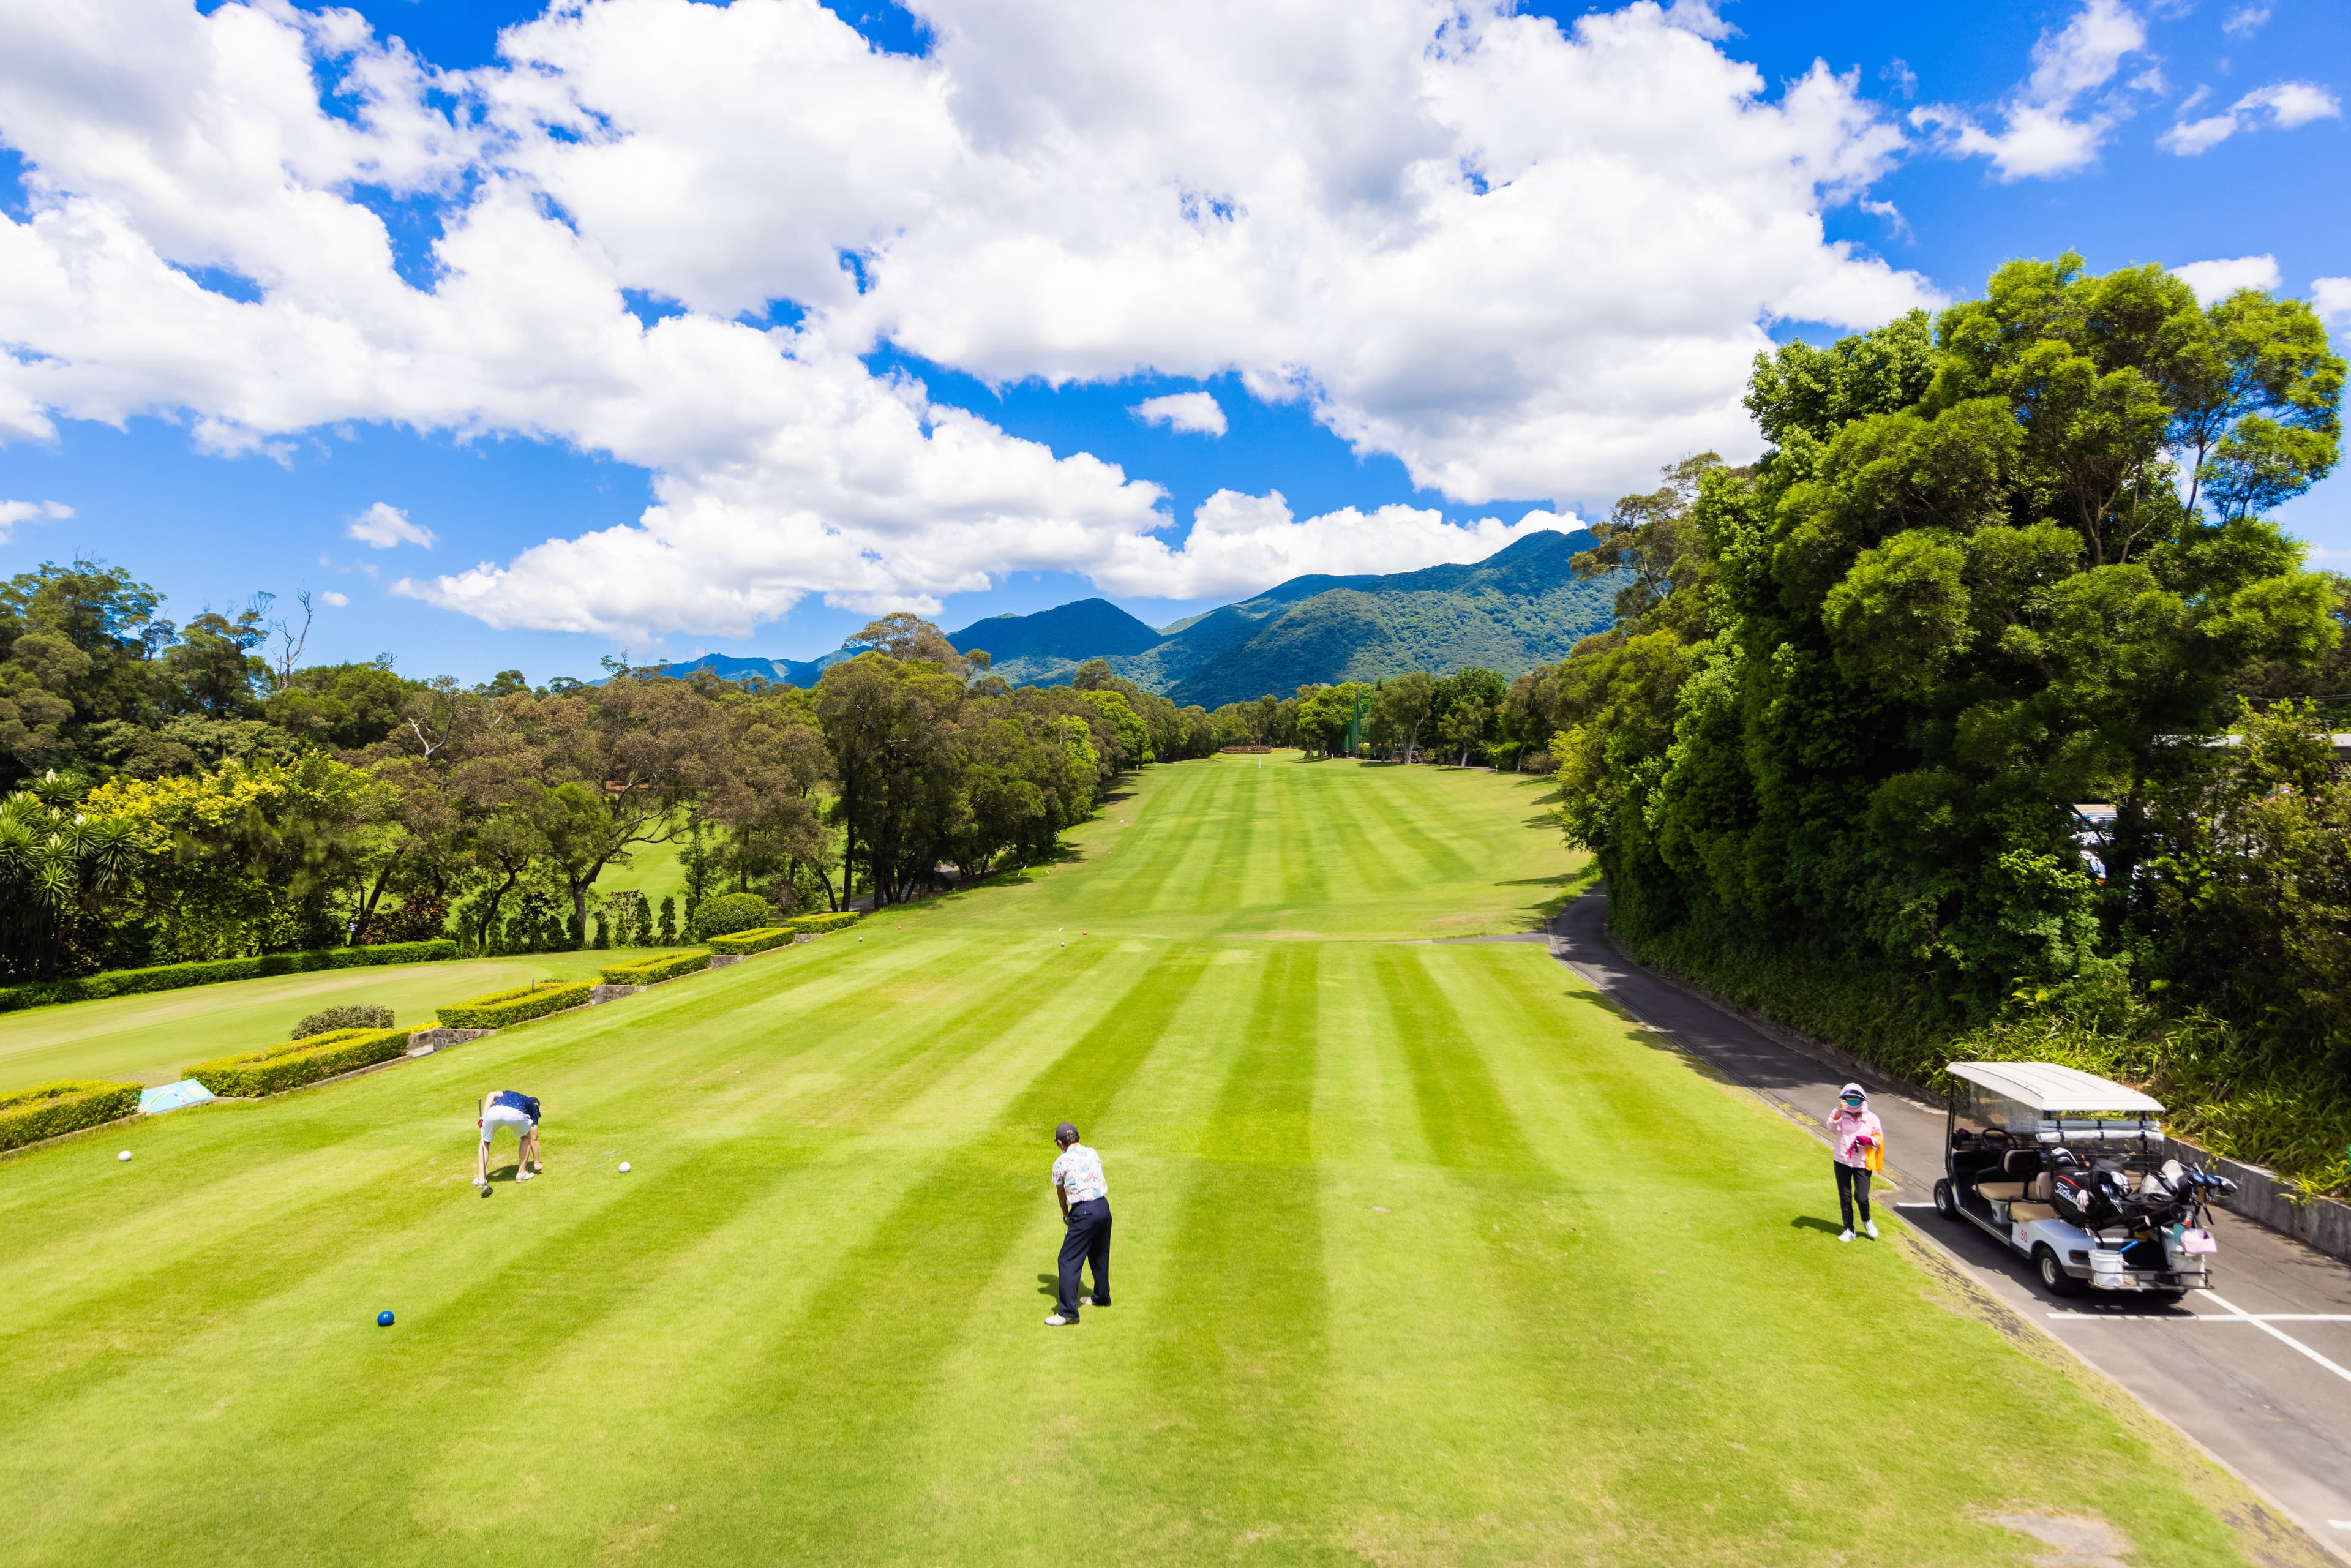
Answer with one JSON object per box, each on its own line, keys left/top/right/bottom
{"left": 1057, "top": 1198, "right": 1111, "bottom": 1318}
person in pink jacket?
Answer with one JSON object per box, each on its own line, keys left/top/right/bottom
{"left": 1828, "top": 1082, "right": 1882, "bottom": 1242}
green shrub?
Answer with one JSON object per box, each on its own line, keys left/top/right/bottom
{"left": 0, "top": 1079, "right": 144, "bottom": 1152}
{"left": 1623, "top": 921, "right": 2351, "bottom": 1199}
{"left": 434, "top": 982, "right": 592, "bottom": 1030}
{"left": 186, "top": 1026, "right": 413, "bottom": 1098}
{"left": 691, "top": 891, "right": 773, "bottom": 940}
{"left": 705, "top": 926, "right": 796, "bottom": 956}
{"left": 290, "top": 1003, "right": 395, "bottom": 1040}
{"left": 657, "top": 896, "right": 677, "bottom": 944}
{"left": 0, "top": 940, "right": 459, "bottom": 1016}
{"left": 789, "top": 910, "right": 862, "bottom": 935}
{"left": 598, "top": 951, "right": 711, "bottom": 986}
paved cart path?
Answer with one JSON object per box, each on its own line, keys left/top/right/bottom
{"left": 1552, "top": 889, "right": 2351, "bottom": 1564}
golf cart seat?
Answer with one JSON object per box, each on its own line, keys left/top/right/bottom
{"left": 2007, "top": 1202, "right": 2058, "bottom": 1221}
{"left": 1971, "top": 1149, "right": 2049, "bottom": 1203}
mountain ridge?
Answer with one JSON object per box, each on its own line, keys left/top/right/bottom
{"left": 662, "top": 527, "right": 1614, "bottom": 703}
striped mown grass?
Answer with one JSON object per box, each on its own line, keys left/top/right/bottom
{"left": 0, "top": 756, "right": 2306, "bottom": 1566}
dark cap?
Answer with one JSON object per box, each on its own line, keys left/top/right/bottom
{"left": 1054, "top": 1122, "right": 1079, "bottom": 1144}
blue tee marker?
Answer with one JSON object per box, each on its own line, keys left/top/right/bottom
{"left": 377, "top": 1310, "right": 394, "bottom": 1327}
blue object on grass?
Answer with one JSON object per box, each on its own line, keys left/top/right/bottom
{"left": 138, "top": 1080, "right": 216, "bottom": 1116}
{"left": 378, "top": 1311, "right": 394, "bottom": 1327}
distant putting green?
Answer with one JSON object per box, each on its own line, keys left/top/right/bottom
{"left": 0, "top": 757, "right": 2291, "bottom": 1565}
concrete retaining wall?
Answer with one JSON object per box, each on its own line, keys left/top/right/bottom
{"left": 406, "top": 1026, "right": 493, "bottom": 1056}
{"left": 1596, "top": 925, "right": 2351, "bottom": 1270}
{"left": 2165, "top": 1137, "right": 2351, "bottom": 1266}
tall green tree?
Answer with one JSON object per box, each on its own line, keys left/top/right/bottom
{"left": 1371, "top": 670, "right": 1436, "bottom": 763}
{"left": 1551, "top": 255, "right": 2344, "bottom": 1043}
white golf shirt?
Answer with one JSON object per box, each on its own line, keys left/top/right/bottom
{"left": 1052, "top": 1142, "right": 1108, "bottom": 1204}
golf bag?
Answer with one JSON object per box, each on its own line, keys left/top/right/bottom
{"left": 2050, "top": 1160, "right": 2123, "bottom": 1228}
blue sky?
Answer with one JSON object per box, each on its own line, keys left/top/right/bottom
{"left": 1, "top": 0, "right": 2344, "bottom": 683}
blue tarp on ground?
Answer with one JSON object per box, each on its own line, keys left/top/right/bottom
{"left": 138, "top": 1080, "right": 216, "bottom": 1116}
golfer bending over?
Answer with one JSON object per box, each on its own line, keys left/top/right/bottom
{"left": 1046, "top": 1122, "right": 1111, "bottom": 1326}
{"left": 476, "top": 1089, "right": 543, "bottom": 1186}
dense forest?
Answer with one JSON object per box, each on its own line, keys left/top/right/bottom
{"left": 0, "top": 593, "right": 1235, "bottom": 981}
{"left": 0, "top": 567, "right": 1544, "bottom": 986}
{"left": 1520, "top": 255, "right": 2351, "bottom": 1192}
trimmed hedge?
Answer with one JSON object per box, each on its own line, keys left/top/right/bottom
{"left": 186, "top": 1026, "right": 413, "bottom": 1098}
{"left": 705, "top": 926, "right": 796, "bottom": 956}
{"left": 690, "top": 891, "right": 773, "bottom": 940}
{"left": 789, "top": 910, "right": 863, "bottom": 935}
{"left": 1, "top": 1079, "right": 144, "bottom": 1152}
{"left": 290, "top": 1003, "right": 395, "bottom": 1040}
{"left": 598, "top": 951, "right": 711, "bottom": 986}
{"left": 0, "top": 939, "right": 459, "bottom": 1016}
{"left": 435, "top": 983, "right": 592, "bottom": 1030}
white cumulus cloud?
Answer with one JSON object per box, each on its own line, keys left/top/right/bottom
{"left": 2312, "top": 278, "right": 2351, "bottom": 333}
{"left": 2222, "top": 5, "right": 2271, "bottom": 39}
{"left": 1913, "top": 0, "right": 2150, "bottom": 181}
{"left": 2158, "top": 80, "right": 2341, "bottom": 156}
{"left": 0, "top": 498, "right": 72, "bottom": 543}
{"left": 1092, "top": 491, "right": 1581, "bottom": 601}
{"left": 347, "top": 502, "right": 438, "bottom": 549}
{"left": 0, "top": 0, "right": 1937, "bottom": 640}
{"left": 320, "top": 590, "right": 350, "bottom": 607}
{"left": 2172, "top": 255, "right": 2282, "bottom": 305}
{"left": 1132, "top": 392, "right": 1227, "bottom": 437}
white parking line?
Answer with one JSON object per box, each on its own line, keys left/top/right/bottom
{"left": 2205, "top": 1293, "right": 2351, "bottom": 1387}
{"left": 2050, "top": 1311, "right": 2351, "bottom": 1322}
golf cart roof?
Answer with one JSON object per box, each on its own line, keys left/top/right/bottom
{"left": 1948, "top": 1062, "right": 2164, "bottom": 1114}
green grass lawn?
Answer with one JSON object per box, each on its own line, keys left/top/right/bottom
{"left": 0, "top": 756, "right": 2295, "bottom": 1566}
{"left": 0, "top": 951, "right": 619, "bottom": 1089}
{"left": 593, "top": 831, "right": 690, "bottom": 911}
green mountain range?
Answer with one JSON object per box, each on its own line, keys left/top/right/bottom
{"left": 669, "top": 528, "right": 1613, "bottom": 705}
{"left": 950, "top": 528, "right": 1612, "bottom": 706}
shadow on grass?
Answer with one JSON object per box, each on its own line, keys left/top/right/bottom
{"left": 1558, "top": 986, "right": 1760, "bottom": 1097}
{"left": 1790, "top": 1217, "right": 1846, "bottom": 1236}
{"left": 1506, "top": 863, "right": 1602, "bottom": 932}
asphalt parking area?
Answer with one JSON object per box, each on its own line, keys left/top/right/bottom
{"left": 1554, "top": 889, "right": 2351, "bottom": 1561}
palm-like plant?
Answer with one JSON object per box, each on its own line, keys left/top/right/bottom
{"left": 0, "top": 786, "right": 141, "bottom": 982}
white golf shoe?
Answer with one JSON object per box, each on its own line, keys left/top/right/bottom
{"left": 1864, "top": 1220, "right": 1878, "bottom": 1239}
{"left": 1838, "top": 1229, "right": 1854, "bottom": 1243}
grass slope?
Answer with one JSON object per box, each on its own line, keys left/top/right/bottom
{"left": 0, "top": 757, "right": 2297, "bottom": 1566}
{"left": 0, "top": 842, "right": 692, "bottom": 1094}
{"left": 0, "top": 951, "right": 617, "bottom": 1090}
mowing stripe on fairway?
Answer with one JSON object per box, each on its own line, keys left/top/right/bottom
{"left": 1373, "top": 945, "right": 1541, "bottom": 1172}
{"left": 0, "top": 756, "right": 2314, "bottom": 1568}
{"left": 1133, "top": 945, "right": 1339, "bottom": 1537}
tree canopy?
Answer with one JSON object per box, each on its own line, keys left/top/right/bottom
{"left": 1540, "top": 254, "right": 2347, "bottom": 1092}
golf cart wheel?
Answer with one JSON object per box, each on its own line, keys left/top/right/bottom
{"left": 2034, "top": 1245, "right": 2083, "bottom": 1298}
{"left": 1932, "top": 1179, "right": 1958, "bottom": 1220}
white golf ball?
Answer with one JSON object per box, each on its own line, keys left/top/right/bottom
{"left": 117, "top": 1150, "right": 132, "bottom": 1162}
{"left": 618, "top": 1161, "right": 632, "bottom": 1172}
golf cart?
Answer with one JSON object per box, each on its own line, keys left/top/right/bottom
{"left": 1931, "top": 1062, "right": 2235, "bottom": 1300}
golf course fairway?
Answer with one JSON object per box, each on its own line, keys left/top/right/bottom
{"left": 0, "top": 755, "right": 2303, "bottom": 1566}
